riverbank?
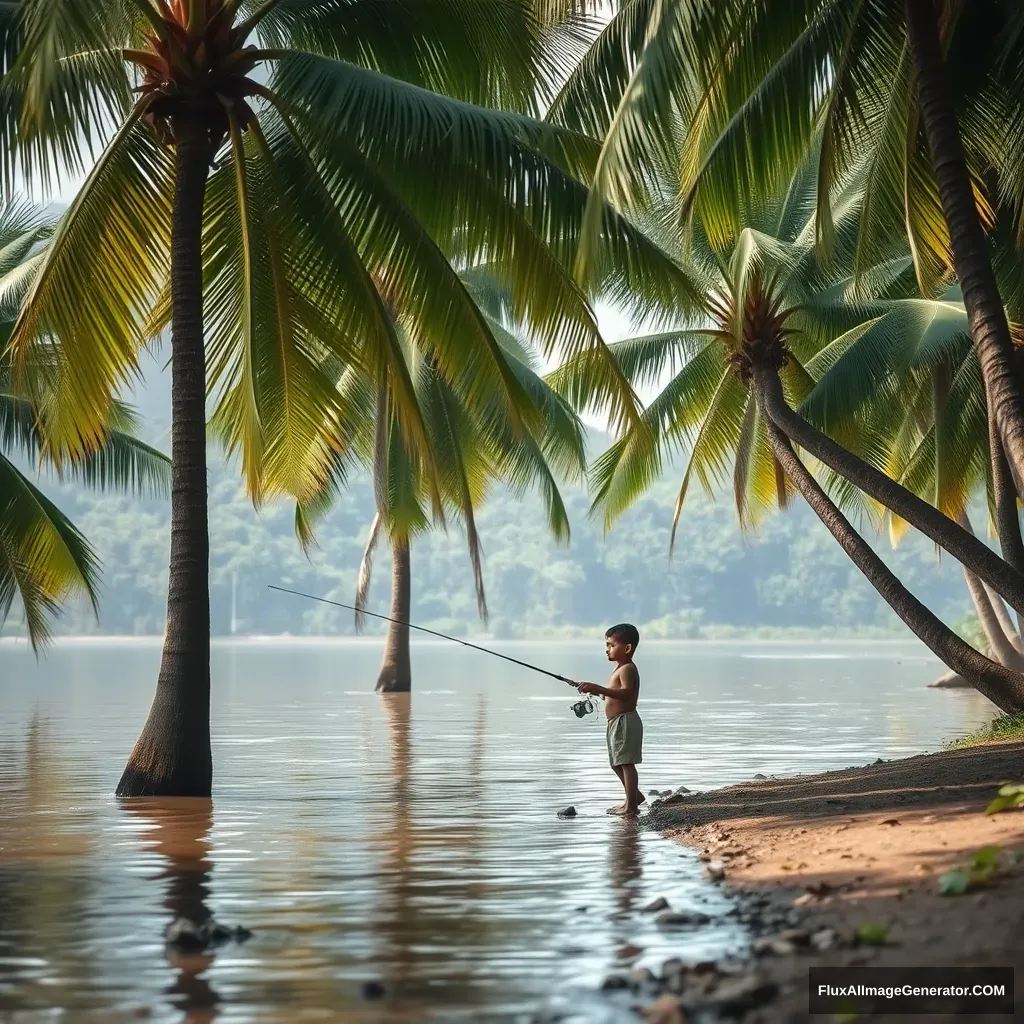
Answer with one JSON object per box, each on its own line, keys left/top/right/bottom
{"left": 647, "top": 740, "right": 1024, "bottom": 1021}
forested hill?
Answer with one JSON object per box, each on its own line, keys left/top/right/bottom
{"left": 10, "top": 359, "right": 972, "bottom": 639}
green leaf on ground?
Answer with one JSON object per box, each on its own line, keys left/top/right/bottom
{"left": 855, "top": 923, "right": 888, "bottom": 946}
{"left": 985, "top": 785, "right": 1024, "bottom": 815}
{"left": 939, "top": 870, "right": 971, "bottom": 896}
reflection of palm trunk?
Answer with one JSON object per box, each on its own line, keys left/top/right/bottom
{"left": 377, "top": 539, "right": 412, "bottom": 693}
{"left": 121, "top": 798, "right": 220, "bottom": 1022}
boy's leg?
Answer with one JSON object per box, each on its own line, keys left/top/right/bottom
{"left": 621, "top": 764, "right": 640, "bottom": 814}
{"left": 610, "top": 764, "right": 628, "bottom": 812}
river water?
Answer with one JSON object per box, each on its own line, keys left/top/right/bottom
{"left": 0, "top": 639, "right": 996, "bottom": 1023}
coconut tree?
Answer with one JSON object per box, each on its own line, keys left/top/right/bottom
{"left": 297, "top": 276, "right": 587, "bottom": 693}
{"left": 0, "top": 198, "right": 169, "bottom": 648}
{"left": 2, "top": 0, "right": 685, "bottom": 796}
{"left": 557, "top": 154, "right": 1024, "bottom": 711}
{"left": 549, "top": 0, "right": 1024, "bottom": 511}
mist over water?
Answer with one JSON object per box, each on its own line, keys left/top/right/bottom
{"left": 0, "top": 640, "right": 995, "bottom": 1022}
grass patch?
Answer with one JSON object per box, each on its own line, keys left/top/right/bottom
{"left": 944, "top": 713, "right": 1024, "bottom": 749}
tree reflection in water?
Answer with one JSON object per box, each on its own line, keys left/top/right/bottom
{"left": 120, "top": 798, "right": 221, "bottom": 1023}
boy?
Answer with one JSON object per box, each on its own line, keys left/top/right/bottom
{"left": 571, "top": 624, "right": 644, "bottom": 815}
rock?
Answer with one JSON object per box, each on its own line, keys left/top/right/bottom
{"left": 643, "top": 896, "right": 670, "bottom": 913}
{"left": 874, "top": 758, "right": 885, "bottom": 764}
{"left": 628, "top": 967, "right": 658, "bottom": 989}
{"left": 659, "top": 792, "right": 689, "bottom": 806}
{"left": 643, "top": 995, "right": 685, "bottom": 1024}
{"left": 752, "top": 936, "right": 796, "bottom": 956}
{"left": 600, "top": 973, "right": 630, "bottom": 991}
{"left": 701, "top": 973, "right": 778, "bottom": 1014}
{"left": 360, "top": 981, "right": 385, "bottom": 1001}
{"left": 164, "top": 919, "right": 204, "bottom": 951}
{"left": 673, "top": 786, "right": 691, "bottom": 794}
{"left": 810, "top": 928, "right": 839, "bottom": 952}
{"left": 557, "top": 806, "right": 577, "bottom": 818}
{"left": 656, "top": 910, "right": 711, "bottom": 928}
{"left": 753, "top": 773, "right": 768, "bottom": 780}
{"left": 704, "top": 859, "right": 726, "bottom": 881}
{"left": 164, "top": 917, "right": 251, "bottom": 951}
{"left": 659, "top": 957, "right": 684, "bottom": 980}
{"left": 777, "top": 928, "right": 810, "bottom": 947}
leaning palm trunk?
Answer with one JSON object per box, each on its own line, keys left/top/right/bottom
{"left": 753, "top": 392, "right": 1024, "bottom": 714}
{"left": 957, "top": 513, "right": 1024, "bottom": 667}
{"left": 751, "top": 366, "right": 1024, "bottom": 616}
{"left": 989, "top": 420, "right": 1024, "bottom": 637}
{"left": 904, "top": 0, "right": 1024, "bottom": 494}
{"left": 376, "top": 539, "right": 412, "bottom": 693}
{"left": 117, "top": 125, "right": 213, "bottom": 798}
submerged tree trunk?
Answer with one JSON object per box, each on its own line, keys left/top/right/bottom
{"left": 117, "top": 124, "right": 213, "bottom": 797}
{"left": 905, "top": 0, "right": 1024, "bottom": 492}
{"left": 376, "top": 539, "right": 412, "bottom": 693}
{"left": 752, "top": 391, "right": 1024, "bottom": 713}
{"left": 753, "top": 365, "right": 1024, "bottom": 615}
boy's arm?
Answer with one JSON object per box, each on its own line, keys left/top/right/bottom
{"left": 574, "top": 667, "right": 638, "bottom": 701}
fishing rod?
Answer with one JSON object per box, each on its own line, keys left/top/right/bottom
{"left": 267, "top": 585, "right": 598, "bottom": 713}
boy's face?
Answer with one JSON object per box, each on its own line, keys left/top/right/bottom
{"left": 605, "top": 635, "right": 631, "bottom": 662}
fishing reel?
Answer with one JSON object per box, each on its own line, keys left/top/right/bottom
{"left": 571, "top": 697, "right": 599, "bottom": 718}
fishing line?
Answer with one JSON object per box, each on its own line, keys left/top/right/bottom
{"left": 267, "top": 585, "right": 601, "bottom": 722}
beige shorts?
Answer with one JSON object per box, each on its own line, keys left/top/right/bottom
{"left": 607, "top": 710, "right": 643, "bottom": 767}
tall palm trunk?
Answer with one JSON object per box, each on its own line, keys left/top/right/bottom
{"left": 958, "top": 512, "right": 1024, "bottom": 665}
{"left": 752, "top": 365, "right": 1024, "bottom": 615}
{"left": 376, "top": 538, "right": 412, "bottom": 693}
{"left": 753, "top": 385, "right": 1024, "bottom": 713}
{"left": 990, "top": 419, "right": 1024, "bottom": 637}
{"left": 117, "top": 124, "right": 213, "bottom": 797}
{"left": 904, "top": 0, "right": 1024, "bottom": 493}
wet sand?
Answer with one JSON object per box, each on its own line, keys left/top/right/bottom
{"left": 652, "top": 740, "right": 1024, "bottom": 1022}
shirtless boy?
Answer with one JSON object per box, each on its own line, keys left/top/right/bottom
{"left": 570, "top": 623, "right": 644, "bottom": 815}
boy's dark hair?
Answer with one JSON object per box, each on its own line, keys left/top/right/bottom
{"left": 606, "top": 623, "right": 640, "bottom": 650}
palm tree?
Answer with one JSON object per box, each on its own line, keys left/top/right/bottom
{"left": 3, "top": 0, "right": 679, "bottom": 796}
{"left": 298, "top": 277, "right": 587, "bottom": 693}
{"left": 0, "top": 198, "right": 168, "bottom": 648}
{"left": 561, "top": 156, "right": 1024, "bottom": 712}
{"left": 549, "top": 0, "right": 1024, "bottom": 512}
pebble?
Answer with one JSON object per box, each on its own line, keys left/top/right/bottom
{"left": 600, "top": 973, "right": 630, "bottom": 991}
{"left": 360, "top": 981, "right": 385, "bottom": 1001}
{"left": 643, "top": 994, "right": 685, "bottom": 1024}
{"left": 556, "top": 806, "right": 577, "bottom": 818}
{"left": 643, "top": 896, "right": 670, "bottom": 913}
{"left": 164, "top": 917, "right": 252, "bottom": 952}
{"left": 628, "top": 966, "right": 658, "bottom": 989}
{"left": 705, "top": 859, "right": 726, "bottom": 881}
{"left": 810, "top": 927, "right": 839, "bottom": 952}
{"left": 752, "top": 936, "right": 796, "bottom": 956}
{"left": 656, "top": 909, "right": 711, "bottom": 928}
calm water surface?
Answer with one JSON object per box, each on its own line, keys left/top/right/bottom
{"left": 0, "top": 639, "right": 997, "bottom": 1023}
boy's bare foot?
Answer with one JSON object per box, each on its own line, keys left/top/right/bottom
{"left": 607, "top": 802, "right": 627, "bottom": 814}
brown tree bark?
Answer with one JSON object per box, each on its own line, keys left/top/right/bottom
{"left": 755, "top": 365, "right": 1024, "bottom": 615}
{"left": 376, "top": 538, "right": 412, "bottom": 693}
{"left": 117, "top": 122, "right": 213, "bottom": 797}
{"left": 905, "top": 0, "right": 1024, "bottom": 492}
{"left": 753, "top": 384, "right": 1024, "bottom": 713}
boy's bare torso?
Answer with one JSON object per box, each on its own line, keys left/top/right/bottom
{"left": 604, "top": 662, "right": 640, "bottom": 720}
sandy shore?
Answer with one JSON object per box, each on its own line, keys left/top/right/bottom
{"left": 646, "top": 740, "right": 1024, "bottom": 1022}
